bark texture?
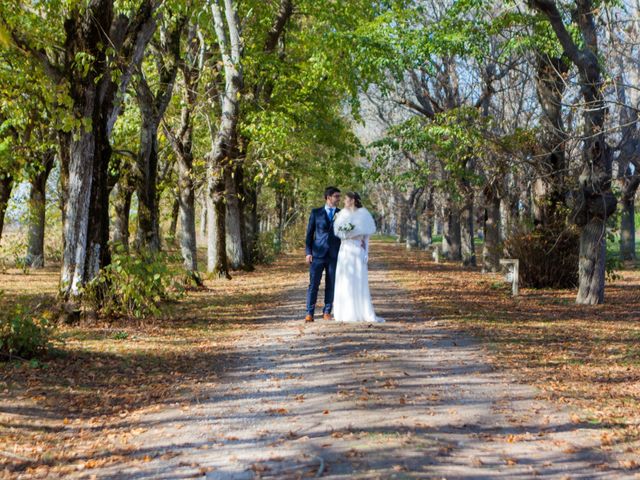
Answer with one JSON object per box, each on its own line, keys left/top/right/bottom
{"left": 0, "top": 174, "right": 13, "bottom": 245}
{"left": 615, "top": 75, "right": 639, "bottom": 262}
{"left": 26, "top": 150, "right": 55, "bottom": 268}
{"left": 12, "top": 0, "right": 161, "bottom": 297}
{"left": 225, "top": 164, "right": 245, "bottom": 269}
{"left": 532, "top": 53, "right": 569, "bottom": 225}
{"left": 164, "top": 23, "right": 205, "bottom": 276}
{"left": 442, "top": 199, "right": 462, "bottom": 261}
{"left": 206, "top": 0, "right": 243, "bottom": 278}
{"left": 531, "top": 0, "right": 617, "bottom": 304}
{"left": 460, "top": 195, "right": 475, "bottom": 266}
{"left": 112, "top": 167, "right": 135, "bottom": 251}
{"left": 619, "top": 175, "right": 638, "bottom": 262}
{"left": 135, "top": 17, "right": 183, "bottom": 252}
{"left": 482, "top": 184, "right": 501, "bottom": 272}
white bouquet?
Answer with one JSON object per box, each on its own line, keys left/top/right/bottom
{"left": 338, "top": 222, "right": 355, "bottom": 234}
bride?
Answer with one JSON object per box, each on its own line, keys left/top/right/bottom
{"left": 332, "top": 192, "right": 384, "bottom": 323}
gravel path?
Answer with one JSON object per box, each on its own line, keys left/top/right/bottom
{"left": 83, "top": 251, "right": 634, "bottom": 479}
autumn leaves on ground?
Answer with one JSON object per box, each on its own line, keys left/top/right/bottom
{"left": 1, "top": 239, "right": 640, "bottom": 478}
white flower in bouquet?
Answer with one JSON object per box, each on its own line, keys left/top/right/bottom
{"left": 338, "top": 222, "right": 355, "bottom": 234}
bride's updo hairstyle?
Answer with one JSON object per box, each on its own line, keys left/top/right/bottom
{"left": 346, "top": 191, "right": 363, "bottom": 208}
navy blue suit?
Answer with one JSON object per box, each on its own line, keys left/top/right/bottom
{"left": 305, "top": 206, "right": 341, "bottom": 316}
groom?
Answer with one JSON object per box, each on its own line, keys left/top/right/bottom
{"left": 304, "top": 186, "right": 341, "bottom": 322}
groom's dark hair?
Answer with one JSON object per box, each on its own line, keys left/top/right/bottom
{"left": 324, "top": 186, "right": 341, "bottom": 199}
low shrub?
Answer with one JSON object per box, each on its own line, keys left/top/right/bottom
{"left": 282, "top": 218, "right": 307, "bottom": 252}
{"left": 504, "top": 222, "right": 579, "bottom": 289}
{"left": 0, "top": 293, "right": 53, "bottom": 359}
{"left": 252, "top": 231, "right": 278, "bottom": 264}
{"left": 82, "top": 249, "right": 185, "bottom": 319}
{"left": 0, "top": 236, "right": 30, "bottom": 273}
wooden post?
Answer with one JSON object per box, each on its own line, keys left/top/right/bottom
{"left": 431, "top": 245, "right": 442, "bottom": 263}
{"left": 499, "top": 259, "right": 519, "bottom": 296}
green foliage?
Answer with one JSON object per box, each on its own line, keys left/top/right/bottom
{"left": 0, "top": 294, "right": 54, "bottom": 360}
{"left": 111, "top": 331, "right": 129, "bottom": 340}
{"left": 0, "top": 236, "right": 30, "bottom": 274}
{"left": 82, "top": 248, "right": 185, "bottom": 319}
{"left": 371, "top": 106, "right": 535, "bottom": 193}
{"left": 282, "top": 218, "right": 308, "bottom": 252}
{"left": 605, "top": 254, "right": 622, "bottom": 282}
{"left": 253, "top": 231, "right": 278, "bottom": 265}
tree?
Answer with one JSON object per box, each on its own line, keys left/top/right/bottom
{"left": 25, "top": 149, "right": 55, "bottom": 268}
{"left": 204, "top": 0, "right": 242, "bottom": 278}
{"left": 532, "top": 52, "right": 569, "bottom": 225}
{"left": 529, "top": 0, "right": 617, "bottom": 304}
{"left": 134, "top": 12, "right": 185, "bottom": 252}
{"left": 2, "top": 0, "right": 159, "bottom": 298}
{"left": 0, "top": 47, "right": 57, "bottom": 259}
{"left": 163, "top": 21, "right": 206, "bottom": 280}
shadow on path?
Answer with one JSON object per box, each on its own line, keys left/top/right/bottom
{"left": 77, "top": 245, "right": 630, "bottom": 479}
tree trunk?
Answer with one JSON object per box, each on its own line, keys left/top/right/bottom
{"left": 404, "top": 188, "right": 422, "bottom": 249}
{"left": 164, "top": 21, "right": 203, "bottom": 276}
{"left": 500, "top": 196, "right": 518, "bottom": 241}
{"left": 206, "top": 0, "right": 242, "bottom": 278}
{"left": 62, "top": 122, "right": 112, "bottom": 296}
{"left": 420, "top": 188, "right": 434, "bottom": 247}
{"left": 571, "top": 83, "right": 616, "bottom": 304}
{"left": 59, "top": 4, "right": 112, "bottom": 297}
{"left": 531, "top": 0, "right": 617, "bottom": 304}
{"left": 134, "top": 19, "right": 182, "bottom": 253}
{"left": 0, "top": 174, "right": 13, "bottom": 245}
{"left": 168, "top": 194, "right": 179, "bottom": 242}
{"left": 533, "top": 53, "right": 568, "bottom": 226}
{"left": 112, "top": 178, "right": 134, "bottom": 251}
{"left": 57, "top": 0, "right": 157, "bottom": 299}
{"left": 405, "top": 212, "right": 419, "bottom": 249}
{"left": 178, "top": 158, "right": 198, "bottom": 272}
{"left": 576, "top": 218, "right": 607, "bottom": 304}
{"left": 275, "top": 190, "right": 286, "bottom": 251}
{"left": 425, "top": 216, "right": 433, "bottom": 246}
{"left": 225, "top": 164, "right": 245, "bottom": 269}
{"left": 206, "top": 164, "right": 230, "bottom": 278}
{"left": 61, "top": 97, "right": 112, "bottom": 297}
{"left": 482, "top": 185, "right": 501, "bottom": 272}
{"left": 26, "top": 150, "right": 55, "bottom": 268}
{"left": 135, "top": 113, "right": 161, "bottom": 252}
{"left": 616, "top": 149, "right": 637, "bottom": 267}
{"left": 57, "top": 132, "right": 70, "bottom": 240}
{"left": 614, "top": 75, "right": 639, "bottom": 263}
{"left": 442, "top": 201, "right": 462, "bottom": 261}
{"left": 619, "top": 189, "right": 636, "bottom": 262}
{"left": 418, "top": 212, "right": 432, "bottom": 248}
{"left": 200, "top": 200, "right": 207, "bottom": 238}
{"left": 460, "top": 193, "right": 476, "bottom": 266}
{"left": 396, "top": 194, "right": 408, "bottom": 243}
{"left": 244, "top": 182, "right": 259, "bottom": 263}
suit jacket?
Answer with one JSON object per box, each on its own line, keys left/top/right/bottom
{"left": 305, "top": 206, "right": 341, "bottom": 259}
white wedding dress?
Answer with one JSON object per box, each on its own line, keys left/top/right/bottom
{"left": 332, "top": 208, "right": 384, "bottom": 323}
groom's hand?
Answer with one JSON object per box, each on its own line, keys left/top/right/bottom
{"left": 306, "top": 255, "right": 313, "bottom": 264}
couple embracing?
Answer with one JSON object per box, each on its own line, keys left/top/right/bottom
{"left": 304, "top": 187, "right": 384, "bottom": 324}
